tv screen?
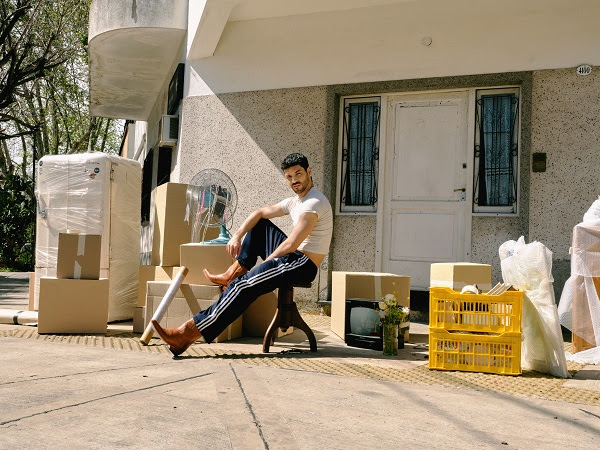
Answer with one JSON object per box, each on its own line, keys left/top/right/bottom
{"left": 345, "top": 298, "right": 405, "bottom": 351}
{"left": 349, "top": 305, "right": 381, "bottom": 337}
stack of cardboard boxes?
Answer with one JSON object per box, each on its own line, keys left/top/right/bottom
{"left": 135, "top": 182, "right": 286, "bottom": 342}
{"left": 38, "top": 233, "right": 109, "bottom": 334}
{"left": 135, "top": 182, "right": 223, "bottom": 334}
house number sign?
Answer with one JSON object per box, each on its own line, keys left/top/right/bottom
{"left": 576, "top": 64, "right": 592, "bottom": 76}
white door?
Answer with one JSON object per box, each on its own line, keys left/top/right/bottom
{"left": 382, "top": 91, "right": 470, "bottom": 289}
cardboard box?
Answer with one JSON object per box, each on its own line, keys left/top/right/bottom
{"left": 133, "top": 306, "right": 145, "bottom": 334}
{"left": 242, "top": 292, "right": 293, "bottom": 338}
{"left": 151, "top": 183, "right": 192, "bottom": 266}
{"left": 180, "top": 243, "right": 234, "bottom": 285}
{"left": 137, "top": 265, "right": 182, "bottom": 307}
{"left": 56, "top": 233, "right": 101, "bottom": 279}
{"left": 145, "top": 281, "right": 241, "bottom": 343}
{"left": 37, "top": 277, "right": 109, "bottom": 334}
{"left": 33, "top": 267, "right": 109, "bottom": 311}
{"left": 430, "top": 262, "right": 492, "bottom": 292}
{"left": 331, "top": 272, "right": 410, "bottom": 342}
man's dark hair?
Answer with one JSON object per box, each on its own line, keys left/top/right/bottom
{"left": 281, "top": 153, "right": 309, "bottom": 171}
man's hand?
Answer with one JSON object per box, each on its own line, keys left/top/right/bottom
{"left": 226, "top": 235, "right": 242, "bottom": 259}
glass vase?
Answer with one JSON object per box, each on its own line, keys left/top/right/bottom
{"left": 382, "top": 322, "right": 399, "bottom": 356}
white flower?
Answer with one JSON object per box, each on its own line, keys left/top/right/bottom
{"left": 378, "top": 310, "right": 386, "bottom": 319}
{"left": 383, "top": 293, "right": 397, "bottom": 306}
{"left": 378, "top": 302, "right": 388, "bottom": 310}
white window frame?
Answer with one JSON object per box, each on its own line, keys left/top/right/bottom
{"left": 336, "top": 96, "right": 381, "bottom": 215}
{"left": 472, "top": 87, "right": 521, "bottom": 216}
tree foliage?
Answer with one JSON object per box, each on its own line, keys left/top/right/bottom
{"left": 0, "top": 173, "right": 35, "bottom": 270}
{"left": 0, "top": 0, "right": 122, "bottom": 180}
{"left": 0, "top": 0, "right": 123, "bottom": 270}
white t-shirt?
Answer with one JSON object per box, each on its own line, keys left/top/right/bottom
{"left": 278, "top": 187, "right": 333, "bottom": 255}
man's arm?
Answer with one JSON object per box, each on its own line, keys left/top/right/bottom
{"left": 264, "top": 212, "right": 318, "bottom": 261}
{"left": 226, "top": 204, "right": 286, "bottom": 258}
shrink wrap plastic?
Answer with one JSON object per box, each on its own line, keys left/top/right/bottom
{"left": 558, "top": 197, "right": 600, "bottom": 362}
{"left": 500, "top": 237, "right": 569, "bottom": 378}
{"left": 34, "top": 153, "right": 141, "bottom": 321}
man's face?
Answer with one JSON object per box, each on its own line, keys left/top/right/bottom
{"left": 284, "top": 165, "right": 312, "bottom": 195}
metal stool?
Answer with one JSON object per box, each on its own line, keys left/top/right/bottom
{"left": 262, "top": 282, "right": 317, "bottom": 353}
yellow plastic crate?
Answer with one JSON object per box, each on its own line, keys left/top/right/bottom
{"left": 428, "top": 329, "right": 521, "bottom": 375}
{"left": 429, "top": 287, "right": 522, "bottom": 334}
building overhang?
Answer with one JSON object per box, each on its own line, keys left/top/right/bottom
{"left": 187, "top": 0, "right": 417, "bottom": 60}
{"left": 88, "top": 0, "right": 187, "bottom": 120}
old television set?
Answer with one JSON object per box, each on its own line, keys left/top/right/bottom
{"left": 345, "top": 298, "right": 407, "bottom": 350}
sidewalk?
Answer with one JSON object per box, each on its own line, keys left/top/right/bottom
{"left": 1, "top": 273, "right": 600, "bottom": 448}
{"left": 0, "top": 271, "right": 29, "bottom": 310}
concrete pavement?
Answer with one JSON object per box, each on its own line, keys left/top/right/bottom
{"left": 1, "top": 272, "right": 600, "bottom": 448}
{"left": 0, "top": 271, "right": 29, "bottom": 310}
{"left": 2, "top": 336, "right": 600, "bottom": 449}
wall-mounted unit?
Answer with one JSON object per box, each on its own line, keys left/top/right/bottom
{"left": 159, "top": 115, "right": 179, "bottom": 147}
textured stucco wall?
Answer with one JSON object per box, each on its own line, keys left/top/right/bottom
{"left": 530, "top": 67, "right": 600, "bottom": 299}
{"left": 178, "top": 87, "right": 332, "bottom": 310}
{"left": 178, "top": 72, "right": 535, "bottom": 307}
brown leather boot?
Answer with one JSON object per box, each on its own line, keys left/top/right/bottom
{"left": 203, "top": 260, "right": 248, "bottom": 287}
{"left": 152, "top": 319, "right": 202, "bottom": 356}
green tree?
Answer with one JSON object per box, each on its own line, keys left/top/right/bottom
{"left": 1, "top": 0, "right": 121, "bottom": 180}
{"left": 0, "top": 0, "right": 123, "bottom": 270}
{"left": 0, "top": 173, "right": 35, "bottom": 270}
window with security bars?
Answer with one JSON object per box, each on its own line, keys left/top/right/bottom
{"left": 473, "top": 88, "right": 520, "bottom": 214}
{"left": 338, "top": 97, "right": 380, "bottom": 213}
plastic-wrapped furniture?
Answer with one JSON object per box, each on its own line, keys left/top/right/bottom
{"left": 34, "top": 152, "right": 141, "bottom": 321}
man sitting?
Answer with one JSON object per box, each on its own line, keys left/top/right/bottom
{"left": 153, "top": 153, "right": 333, "bottom": 356}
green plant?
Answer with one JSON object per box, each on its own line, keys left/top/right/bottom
{"left": 0, "top": 173, "right": 35, "bottom": 270}
{"left": 377, "top": 291, "right": 410, "bottom": 325}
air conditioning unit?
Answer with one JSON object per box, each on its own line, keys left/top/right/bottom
{"left": 159, "top": 115, "right": 179, "bottom": 146}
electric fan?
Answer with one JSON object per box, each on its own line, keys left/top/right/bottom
{"left": 186, "top": 169, "right": 238, "bottom": 245}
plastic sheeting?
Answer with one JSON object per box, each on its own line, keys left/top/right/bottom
{"left": 499, "top": 237, "right": 569, "bottom": 378}
{"left": 565, "top": 347, "right": 600, "bottom": 365}
{"left": 558, "top": 198, "right": 600, "bottom": 359}
{"left": 34, "top": 153, "right": 141, "bottom": 321}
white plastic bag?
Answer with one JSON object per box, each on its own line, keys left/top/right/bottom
{"left": 499, "top": 237, "right": 569, "bottom": 378}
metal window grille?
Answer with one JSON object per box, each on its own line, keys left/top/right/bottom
{"left": 474, "top": 91, "right": 519, "bottom": 213}
{"left": 340, "top": 98, "right": 380, "bottom": 212}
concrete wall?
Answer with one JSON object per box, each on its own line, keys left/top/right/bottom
{"left": 178, "top": 72, "right": 536, "bottom": 307}
{"left": 530, "top": 67, "right": 600, "bottom": 299}
{"left": 137, "top": 41, "right": 187, "bottom": 263}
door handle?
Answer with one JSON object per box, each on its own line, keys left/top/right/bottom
{"left": 453, "top": 188, "right": 466, "bottom": 192}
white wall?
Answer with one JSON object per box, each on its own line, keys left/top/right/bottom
{"left": 187, "top": 0, "right": 600, "bottom": 95}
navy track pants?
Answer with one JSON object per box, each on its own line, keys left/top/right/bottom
{"left": 193, "top": 219, "right": 317, "bottom": 343}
